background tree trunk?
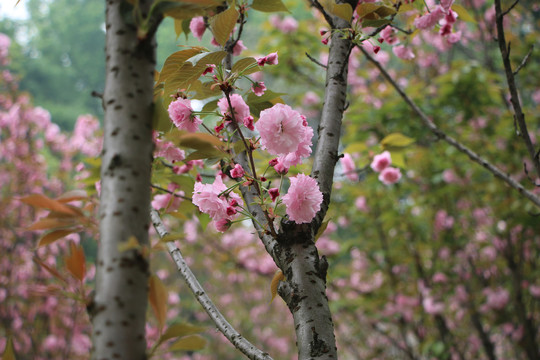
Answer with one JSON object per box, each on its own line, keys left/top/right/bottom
{"left": 91, "top": 1, "right": 156, "bottom": 358}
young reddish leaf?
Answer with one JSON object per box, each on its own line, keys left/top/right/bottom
{"left": 64, "top": 241, "right": 86, "bottom": 282}
{"left": 270, "top": 269, "right": 285, "bottom": 303}
{"left": 210, "top": 1, "right": 239, "bottom": 46}
{"left": 251, "top": 0, "right": 288, "bottom": 12}
{"left": 158, "top": 323, "right": 206, "bottom": 345}
{"left": 27, "top": 218, "right": 74, "bottom": 231}
{"left": 149, "top": 275, "right": 168, "bottom": 330}
{"left": 19, "top": 194, "right": 78, "bottom": 215}
{"left": 33, "top": 257, "right": 68, "bottom": 284}
{"left": 38, "top": 229, "right": 77, "bottom": 247}
{"left": 168, "top": 335, "right": 207, "bottom": 351}
{"left": 1, "top": 336, "right": 15, "bottom": 360}
{"left": 55, "top": 190, "right": 88, "bottom": 203}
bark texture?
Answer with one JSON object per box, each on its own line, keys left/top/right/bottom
{"left": 234, "top": 3, "right": 356, "bottom": 358}
{"left": 91, "top": 1, "right": 156, "bottom": 359}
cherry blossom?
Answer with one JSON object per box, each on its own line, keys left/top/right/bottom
{"left": 378, "top": 167, "right": 402, "bottom": 185}
{"left": 282, "top": 174, "right": 323, "bottom": 224}
{"left": 370, "top": 151, "right": 392, "bottom": 172}
{"left": 189, "top": 17, "right": 206, "bottom": 41}
{"left": 168, "top": 98, "right": 201, "bottom": 133}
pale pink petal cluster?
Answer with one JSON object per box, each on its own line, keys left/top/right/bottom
{"left": 270, "top": 15, "right": 298, "bottom": 34}
{"left": 232, "top": 40, "right": 247, "bottom": 56}
{"left": 340, "top": 153, "right": 359, "bottom": 181}
{"left": 168, "top": 98, "right": 201, "bottom": 133}
{"left": 370, "top": 151, "right": 392, "bottom": 172}
{"left": 154, "top": 136, "right": 185, "bottom": 163}
{"left": 255, "top": 104, "right": 312, "bottom": 166}
{"left": 152, "top": 184, "right": 184, "bottom": 212}
{"left": 379, "top": 26, "right": 400, "bottom": 45}
{"left": 189, "top": 17, "right": 206, "bottom": 41}
{"left": 414, "top": 6, "right": 446, "bottom": 29}
{"left": 192, "top": 176, "right": 243, "bottom": 222}
{"left": 393, "top": 45, "right": 415, "bottom": 60}
{"left": 282, "top": 174, "right": 323, "bottom": 224}
{"left": 217, "top": 94, "right": 251, "bottom": 124}
{"left": 379, "top": 167, "right": 402, "bottom": 185}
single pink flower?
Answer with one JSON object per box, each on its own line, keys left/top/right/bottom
{"left": 340, "top": 153, "right": 359, "bottom": 181}
{"left": 168, "top": 98, "right": 202, "bottom": 133}
{"left": 380, "top": 26, "right": 400, "bottom": 45}
{"left": 189, "top": 17, "right": 206, "bottom": 41}
{"left": 355, "top": 196, "right": 368, "bottom": 212}
{"left": 379, "top": 167, "right": 402, "bottom": 185}
{"left": 252, "top": 81, "right": 266, "bottom": 96}
{"left": 217, "top": 94, "right": 251, "bottom": 123}
{"left": 393, "top": 45, "right": 415, "bottom": 60}
{"left": 152, "top": 184, "right": 183, "bottom": 212}
{"left": 232, "top": 40, "right": 247, "bottom": 56}
{"left": 282, "top": 174, "right": 323, "bottom": 224}
{"left": 273, "top": 159, "right": 289, "bottom": 174}
{"left": 255, "top": 103, "right": 309, "bottom": 156}
{"left": 230, "top": 164, "right": 245, "bottom": 178}
{"left": 279, "top": 16, "right": 298, "bottom": 33}
{"left": 370, "top": 151, "right": 392, "bottom": 172}
{"left": 302, "top": 91, "right": 320, "bottom": 106}
{"left": 214, "top": 218, "right": 231, "bottom": 232}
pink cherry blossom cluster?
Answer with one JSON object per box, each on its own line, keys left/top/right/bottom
{"left": 370, "top": 151, "right": 401, "bottom": 185}
{"left": 269, "top": 15, "right": 299, "bottom": 34}
{"left": 192, "top": 176, "right": 243, "bottom": 232}
{"left": 256, "top": 103, "right": 313, "bottom": 170}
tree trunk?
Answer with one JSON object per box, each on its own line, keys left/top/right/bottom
{"left": 91, "top": 1, "right": 156, "bottom": 358}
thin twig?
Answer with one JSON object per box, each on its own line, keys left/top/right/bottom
{"left": 151, "top": 184, "right": 192, "bottom": 201}
{"left": 500, "top": 0, "right": 519, "bottom": 18}
{"left": 150, "top": 209, "right": 274, "bottom": 360}
{"left": 308, "top": 0, "right": 335, "bottom": 28}
{"left": 494, "top": 0, "right": 540, "bottom": 179}
{"left": 358, "top": 44, "right": 540, "bottom": 208}
{"left": 513, "top": 46, "right": 533, "bottom": 76}
{"left": 305, "top": 52, "right": 328, "bottom": 69}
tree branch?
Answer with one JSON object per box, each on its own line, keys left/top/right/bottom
{"left": 150, "top": 209, "right": 274, "bottom": 360}
{"left": 358, "top": 44, "right": 540, "bottom": 209}
{"left": 512, "top": 45, "right": 533, "bottom": 76}
{"left": 494, "top": 0, "right": 540, "bottom": 179}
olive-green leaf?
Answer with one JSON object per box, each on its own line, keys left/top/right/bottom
{"left": 186, "top": 50, "right": 227, "bottom": 66}
{"left": 251, "top": 0, "right": 288, "bottom": 12}
{"left": 452, "top": 4, "right": 476, "bottom": 23}
{"left": 231, "top": 57, "right": 260, "bottom": 75}
{"left": 210, "top": 2, "right": 239, "bottom": 46}
{"left": 169, "top": 334, "right": 207, "bottom": 351}
{"left": 159, "top": 323, "right": 206, "bottom": 345}
{"left": 2, "top": 337, "right": 16, "bottom": 360}
{"left": 380, "top": 133, "right": 415, "bottom": 148}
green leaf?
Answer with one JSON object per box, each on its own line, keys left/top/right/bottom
{"left": 162, "top": 0, "right": 220, "bottom": 20}
{"left": 343, "top": 142, "right": 367, "bottom": 154}
{"left": 169, "top": 334, "right": 207, "bottom": 351}
{"left": 390, "top": 150, "right": 406, "bottom": 168}
{"left": 251, "top": 0, "right": 288, "bottom": 12}
{"left": 231, "top": 57, "right": 260, "bottom": 75}
{"left": 201, "top": 99, "right": 219, "bottom": 113}
{"left": 2, "top": 337, "right": 16, "bottom": 360}
{"left": 357, "top": 3, "right": 396, "bottom": 19}
{"left": 198, "top": 213, "right": 211, "bottom": 230}
{"left": 247, "top": 89, "right": 286, "bottom": 104}
{"left": 380, "top": 133, "right": 415, "bottom": 148}
{"left": 186, "top": 50, "right": 227, "bottom": 66}
{"left": 185, "top": 148, "right": 223, "bottom": 161}
{"left": 159, "top": 323, "right": 206, "bottom": 345}
{"left": 159, "top": 48, "right": 204, "bottom": 84}
{"left": 152, "top": 96, "right": 173, "bottom": 132}
{"left": 174, "top": 19, "right": 184, "bottom": 38}
{"left": 149, "top": 275, "right": 168, "bottom": 330}
{"left": 169, "top": 175, "right": 195, "bottom": 189}
{"left": 179, "top": 132, "right": 224, "bottom": 150}
{"left": 190, "top": 80, "right": 221, "bottom": 100}
{"left": 315, "top": 219, "right": 331, "bottom": 242}
{"left": 210, "top": 2, "right": 239, "bottom": 46}
{"left": 319, "top": 0, "right": 353, "bottom": 22}
{"left": 362, "top": 19, "right": 391, "bottom": 28}
{"left": 451, "top": 4, "right": 476, "bottom": 23}
{"left": 161, "top": 232, "right": 186, "bottom": 242}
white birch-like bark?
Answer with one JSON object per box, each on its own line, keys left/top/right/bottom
{"left": 91, "top": 1, "right": 157, "bottom": 358}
